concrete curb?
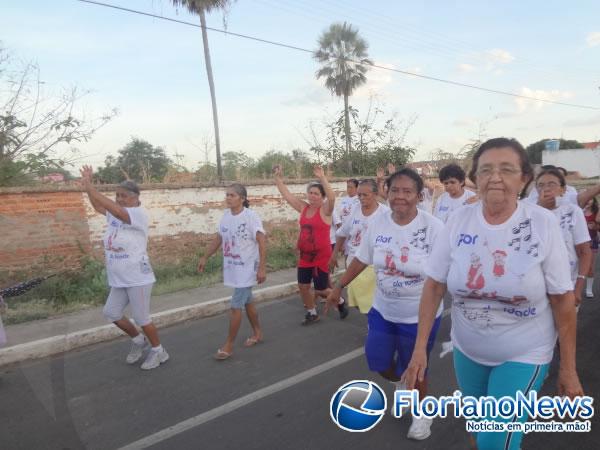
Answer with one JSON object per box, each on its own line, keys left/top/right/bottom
{"left": 0, "top": 281, "right": 299, "bottom": 367}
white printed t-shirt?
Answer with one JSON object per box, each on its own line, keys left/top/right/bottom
{"left": 338, "top": 195, "right": 360, "bottom": 225}
{"left": 551, "top": 203, "right": 590, "bottom": 285}
{"left": 336, "top": 202, "right": 390, "bottom": 265}
{"left": 417, "top": 188, "right": 433, "bottom": 214}
{"left": 335, "top": 196, "right": 359, "bottom": 251}
{"left": 104, "top": 207, "right": 156, "bottom": 288}
{"left": 330, "top": 208, "right": 341, "bottom": 245}
{"left": 356, "top": 209, "right": 444, "bottom": 323}
{"left": 425, "top": 201, "right": 572, "bottom": 366}
{"left": 434, "top": 190, "right": 477, "bottom": 223}
{"left": 219, "top": 208, "right": 265, "bottom": 288}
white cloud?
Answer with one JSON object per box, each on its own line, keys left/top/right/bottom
{"left": 586, "top": 32, "right": 600, "bottom": 47}
{"left": 452, "top": 118, "right": 477, "bottom": 127}
{"left": 355, "top": 61, "right": 395, "bottom": 98}
{"left": 514, "top": 87, "right": 574, "bottom": 112}
{"left": 485, "top": 48, "right": 515, "bottom": 64}
{"left": 457, "top": 48, "right": 514, "bottom": 74}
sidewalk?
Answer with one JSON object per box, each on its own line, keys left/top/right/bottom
{"left": 0, "top": 267, "right": 304, "bottom": 367}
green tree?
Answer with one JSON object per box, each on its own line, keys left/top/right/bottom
{"left": 306, "top": 100, "right": 416, "bottom": 176}
{"left": 525, "top": 138, "right": 584, "bottom": 164}
{"left": 195, "top": 162, "right": 218, "bottom": 182}
{"left": 221, "top": 150, "right": 254, "bottom": 180}
{"left": 314, "top": 22, "right": 372, "bottom": 168}
{"left": 169, "top": 1, "right": 236, "bottom": 182}
{"left": 251, "top": 149, "right": 312, "bottom": 179}
{"left": 96, "top": 138, "right": 172, "bottom": 183}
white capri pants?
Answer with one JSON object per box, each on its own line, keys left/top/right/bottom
{"left": 103, "top": 284, "right": 153, "bottom": 326}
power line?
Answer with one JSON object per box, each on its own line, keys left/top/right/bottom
{"left": 265, "top": 0, "right": 598, "bottom": 85}
{"left": 77, "top": 0, "right": 600, "bottom": 111}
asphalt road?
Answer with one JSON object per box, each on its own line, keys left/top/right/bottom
{"left": 1, "top": 293, "right": 598, "bottom": 450}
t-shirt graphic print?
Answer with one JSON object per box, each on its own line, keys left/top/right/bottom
{"left": 219, "top": 208, "right": 265, "bottom": 288}
{"left": 426, "top": 201, "right": 573, "bottom": 365}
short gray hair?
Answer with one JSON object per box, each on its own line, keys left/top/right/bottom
{"left": 119, "top": 180, "right": 140, "bottom": 195}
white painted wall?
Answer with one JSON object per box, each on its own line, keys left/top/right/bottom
{"left": 542, "top": 149, "right": 600, "bottom": 178}
{"left": 83, "top": 182, "right": 348, "bottom": 244}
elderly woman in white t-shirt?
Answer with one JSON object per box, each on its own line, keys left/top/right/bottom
{"left": 329, "top": 179, "right": 389, "bottom": 313}
{"left": 80, "top": 165, "right": 168, "bottom": 370}
{"left": 328, "top": 168, "right": 444, "bottom": 441}
{"left": 403, "top": 138, "right": 583, "bottom": 450}
{"left": 536, "top": 167, "right": 592, "bottom": 306}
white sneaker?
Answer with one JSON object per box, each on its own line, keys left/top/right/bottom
{"left": 126, "top": 338, "right": 149, "bottom": 364}
{"left": 141, "top": 347, "right": 170, "bottom": 370}
{"left": 407, "top": 416, "right": 433, "bottom": 440}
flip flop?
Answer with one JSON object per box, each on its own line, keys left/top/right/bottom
{"left": 214, "top": 348, "right": 233, "bottom": 360}
{"left": 244, "top": 337, "right": 262, "bottom": 347}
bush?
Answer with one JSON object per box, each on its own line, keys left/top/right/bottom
{"left": 2, "top": 229, "right": 299, "bottom": 324}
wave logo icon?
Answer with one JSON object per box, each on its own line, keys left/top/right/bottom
{"left": 330, "top": 380, "right": 387, "bottom": 432}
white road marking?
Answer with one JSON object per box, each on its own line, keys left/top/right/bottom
{"left": 118, "top": 307, "right": 452, "bottom": 449}
{"left": 118, "top": 348, "right": 364, "bottom": 449}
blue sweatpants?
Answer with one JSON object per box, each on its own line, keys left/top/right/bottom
{"left": 453, "top": 347, "right": 549, "bottom": 450}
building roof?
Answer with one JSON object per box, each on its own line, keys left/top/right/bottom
{"left": 582, "top": 141, "right": 600, "bottom": 149}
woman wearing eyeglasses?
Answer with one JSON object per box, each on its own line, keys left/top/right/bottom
{"left": 329, "top": 178, "right": 389, "bottom": 314}
{"left": 403, "top": 138, "right": 584, "bottom": 450}
{"left": 536, "top": 168, "right": 592, "bottom": 308}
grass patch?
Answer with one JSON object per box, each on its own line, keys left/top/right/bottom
{"left": 2, "top": 228, "right": 298, "bottom": 324}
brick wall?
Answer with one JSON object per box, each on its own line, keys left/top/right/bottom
{"left": 0, "top": 191, "right": 92, "bottom": 275}
{"left": 0, "top": 181, "right": 348, "bottom": 275}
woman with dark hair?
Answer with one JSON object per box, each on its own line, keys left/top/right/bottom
{"left": 80, "top": 165, "right": 168, "bottom": 370}
{"left": 328, "top": 168, "right": 444, "bottom": 441}
{"left": 332, "top": 178, "right": 360, "bottom": 257}
{"left": 329, "top": 178, "right": 389, "bottom": 313}
{"left": 404, "top": 138, "right": 583, "bottom": 450}
{"left": 273, "top": 165, "right": 347, "bottom": 324}
{"left": 583, "top": 197, "right": 600, "bottom": 297}
{"left": 536, "top": 168, "right": 591, "bottom": 306}
{"left": 434, "top": 163, "right": 476, "bottom": 223}
{"left": 198, "top": 184, "right": 266, "bottom": 360}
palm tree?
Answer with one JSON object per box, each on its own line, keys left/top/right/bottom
{"left": 314, "top": 22, "right": 372, "bottom": 169}
{"left": 170, "top": 0, "right": 234, "bottom": 182}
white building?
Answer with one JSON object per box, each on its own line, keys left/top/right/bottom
{"left": 542, "top": 141, "right": 600, "bottom": 178}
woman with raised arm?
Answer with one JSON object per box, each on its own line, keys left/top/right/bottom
{"left": 273, "top": 164, "right": 347, "bottom": 325}
{"left": 80, "top": 165, "right": 168, "bottom": 370}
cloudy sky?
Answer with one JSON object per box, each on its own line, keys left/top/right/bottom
{"left": 2, "top": 0, "right": 600, "bottom": 170}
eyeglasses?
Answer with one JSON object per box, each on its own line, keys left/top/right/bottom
{"left": 536, "top": 181, "right": 561, "bottom": 190}
{"left": 476, "top": 166, "right": 521, "bottom": 178}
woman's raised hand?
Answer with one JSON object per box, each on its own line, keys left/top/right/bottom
{"left": 313, "top": 165, "right": 326, "bottom": 180}
{"left": 79, "top": 165, "right": 94, "bottom": 187}
{"left": 272, "top": 164, "right": 283, "bottom": 180}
